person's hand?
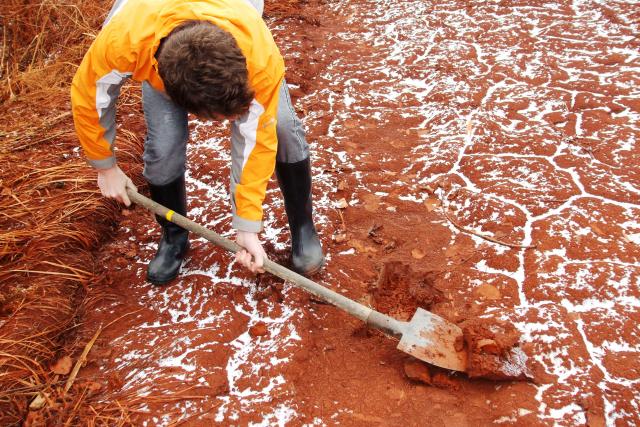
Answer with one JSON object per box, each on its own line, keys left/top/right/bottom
{"left": 97, "top": 165, "right": 136, "bottom": 206}
{"left": 235, "top": 230, "right": 267, "bottom": 274}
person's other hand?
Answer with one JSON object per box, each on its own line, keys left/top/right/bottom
{"left": 97, "top": 165, "right": 136, "bottom": 206}
{"left": 235, "top": 230, "right": 267, "bottom": 273}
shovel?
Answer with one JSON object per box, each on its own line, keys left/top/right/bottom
{"left": 126, "top": 188, "right": 468, "bottom": 372}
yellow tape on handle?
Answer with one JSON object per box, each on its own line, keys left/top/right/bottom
{"left": 165, "top": 210, "right": 175, "bottom": 221}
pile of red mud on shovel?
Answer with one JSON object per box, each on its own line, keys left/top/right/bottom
{"left": 374, "top": 261, "right": 533, "bottom": 381}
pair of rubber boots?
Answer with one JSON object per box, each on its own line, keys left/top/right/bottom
{"left": 146, "top": 158, "right": 324, "bottom": 285}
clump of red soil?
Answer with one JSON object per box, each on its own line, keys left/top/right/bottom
{"left": 373, "top": 262, "right": 531, "bottom": 382}
{"left": 403, "top": 359, "right": 464, "bottom": 391}
{"left": 432, "top": 371, "right": 462, "bottom": 391}
{"left": 372, "top": 261, "right": 443, "bottom": 320}
{"left": 461, "top": 318, "right": 533, "bottom": 381}
{"left": 403, "top": 359, "right": 432, "bottom": 384}
{"left": 249, "top": 322, "right": 269, "bottom": 337}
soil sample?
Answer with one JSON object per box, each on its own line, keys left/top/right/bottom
{"left": 373, "top": 262, "right": 531, "bottom": 381}
{"left": 461, "top": 318, "right": 533, "bottom": 381}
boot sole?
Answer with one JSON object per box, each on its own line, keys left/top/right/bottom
{"left": 146, "top": 273, "right": 179, "bottom": 286}
{"left": 294, "top": 256, "right": 325, "bottom": 277}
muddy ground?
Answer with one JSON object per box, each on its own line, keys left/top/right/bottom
{"left": 24, "top": 0, "right": 640, "bottom": 425}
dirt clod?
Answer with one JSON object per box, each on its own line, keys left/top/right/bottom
{"left": 50, "top": 356, "right": 73, "bottom": 375}
{"left": 249, "top": 322, "right": 268, "bottom": 337}
{"left": 474, "top": 284, "right": 501, "bottom": 300}
{"left": 411, "top": 248, "right": 426, "bottom": 259}
{"left": 403, "top": 360, "right": 432, "bottom": 384}
{"left": 476, "top": 339, "right": 501, "bottom": 355}
{"left": 461, "top": 318, "right": 532, "bottom": 380}
{"left": 432, "top": 371, "right": 461, "bottom": 391}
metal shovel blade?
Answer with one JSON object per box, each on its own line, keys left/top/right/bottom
{"left": 397, "top": 308, "right": 468, "bottom": 372}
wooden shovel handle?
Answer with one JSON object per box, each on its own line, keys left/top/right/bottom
{"left": 127, "top": 188, "right": 381, "bottom": 325}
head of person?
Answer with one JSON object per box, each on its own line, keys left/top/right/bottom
{"left": 157, "top": 21, "right": 254, "bottom": 120}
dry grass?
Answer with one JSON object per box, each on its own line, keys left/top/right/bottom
{"left": 0, "top": 0, "right": 148, "bottom": 424}
{"left": 1, "top": 0, "right": 105, "bottom": 101}
{"left": 0, "top": 0, "right": 307, "bottom": 424}
{"left": 0, "top": 0, "right": 190, "bottom": 423}
{"left": 0, "top": 105, "right": 145, "bottom": 425}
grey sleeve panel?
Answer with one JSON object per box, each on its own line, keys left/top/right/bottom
{"left": 230, "top": 114, "right": 248, "bottom": 223}
{"left": 95, "top": 71, "right": 130, "bottom": 164}
{"left": 232, "top": 215, "right": 262, "bottom": 233}
{"left": 88, "top": 156, "right": 117, "bottom": 169}
{"left": 99, "top": 81, "right": 122, "bottom": 146}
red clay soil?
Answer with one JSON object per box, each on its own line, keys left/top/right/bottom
{"left": 40, "top": 0, "right": 640, "bottom": 425}
{"left": 460, "top": 318, "right": 531, "bottom": 381}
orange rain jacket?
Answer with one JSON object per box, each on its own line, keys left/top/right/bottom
{"left": 71, "top": 0, "right": 285, "bottom": 232}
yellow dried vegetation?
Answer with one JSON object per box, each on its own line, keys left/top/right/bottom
{"left": 0, "top": 0, "right": 144, "bottom": 424}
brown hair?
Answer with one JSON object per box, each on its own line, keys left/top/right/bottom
{"left": 157, "top": 21, "right": 255, "bottom": 118}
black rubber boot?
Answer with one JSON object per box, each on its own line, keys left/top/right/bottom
{"left": 146, "top": 174, "right": 189, "bottom": 285}
{"left": 276, "top": 158, "right": 324, "bottom": 275}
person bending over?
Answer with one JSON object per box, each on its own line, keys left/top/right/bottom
{"left": 71, "top": 0, "right": 324, "bottom": 283}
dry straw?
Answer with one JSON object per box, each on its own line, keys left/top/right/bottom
{"left": 0, "top": 0, "right": 146, "bottom": 424}
{"left": 2, "top": 0, "right": 305, "bottom": 423}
